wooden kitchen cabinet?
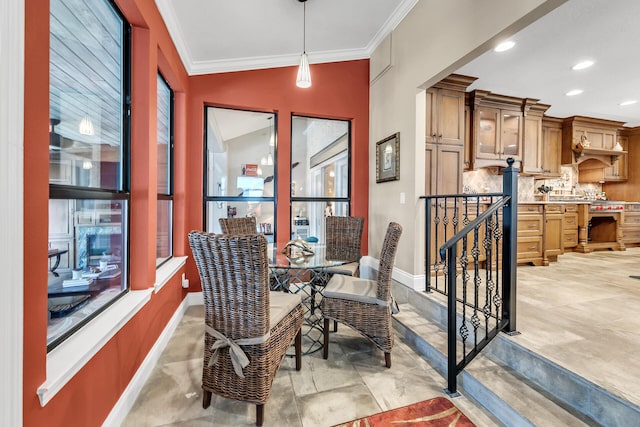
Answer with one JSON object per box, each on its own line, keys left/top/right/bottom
{"left": 469, "top": 90, "right": 524, "bottom": 168}
{"left": 543, "top": 204, "right": 564, "bottom": 265}
{"left": 517, "top": 204, "right": 543, "bottom": 266}
{"left": 521, "top": 101, "right": 551, "bottom": 175}
{"left": 621, "top": 203, "right": 640, "bottom": 246}
{"left": 425, "top": 143, "right": 464, "bottom": 195}
{"left": 426, "top": 87, "right": 465, "bottom": 146}
{"left": 563, "top": 204, "right": 579, "bottom": 250}
{"left": 540, "top": 117, "right": 563, "bottom": 178}
{"left": 425, "top": 74, "right": 476, "bottom": 195}
{"left": 603, "top": 135, "right": 628, "bottom": 181}
{"left": 561, "top": 116, "right": 625, "bottom": 164}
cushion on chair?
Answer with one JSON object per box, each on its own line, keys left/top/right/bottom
{"left": 325, "top": 261, "right": 359, "bottom": 276}
{"left": 269, "top": 291, "right": 302, "bottom": 329}
{"left": 323, "top": 274, "right": 380, "bottom": 305}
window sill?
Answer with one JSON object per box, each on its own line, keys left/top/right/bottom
{"left": 37, "top": 289, "right": 153, "bottom": 406}
{"left": 154, "top": 256, "right": 187, "bottom": 293}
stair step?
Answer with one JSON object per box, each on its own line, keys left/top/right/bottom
{"left": 394, "top": 302, "right": 595, "bottom": 427}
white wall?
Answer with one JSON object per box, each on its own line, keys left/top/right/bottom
{"left": 368, "top": 0, "right": 568, "bottom": 275}
{"left": 0, "top": 0, "right": 25, "bottom": 424}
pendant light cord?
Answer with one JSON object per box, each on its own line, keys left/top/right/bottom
{"left": 303, "top": 1, "right": 306, "bottom": 54}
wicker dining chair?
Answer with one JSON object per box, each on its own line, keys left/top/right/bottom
{"left": 321, "top": 222, "right": 402, "bottom": 368}
{"left": 325, "top": 216, "right": 364, "bottom": 277}
{"left": 188, "top": 231, "right": 303, "bottom": 426}
{"left": 218, "top": 216, "right": 257, "bottom": 234}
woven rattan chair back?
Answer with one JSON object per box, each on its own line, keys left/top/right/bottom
{"left": 325, "top": 216, "right": 364, "bottom": 261}
{"left": 219, "top": 216, "right": 257, "bottom": 234}
{"left": 376, "top": 222, "right": 402, "bottom": 302}
{"left": 188, "top": 231, "right": 270, "bottom": 339}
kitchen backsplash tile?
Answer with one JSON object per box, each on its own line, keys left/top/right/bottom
{"left": 462, "top": 165, "right": 602, "bottom": 201}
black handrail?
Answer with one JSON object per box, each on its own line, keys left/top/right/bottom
{"left": 421, "top": 158, "right": 519, "bottom": 395}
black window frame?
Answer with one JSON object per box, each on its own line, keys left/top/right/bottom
{"left": 47, "top": 0, "right": 132, "bottom": 352}
{"left": 290, "top": 115, "right": 353, "bottom": 226}
{"left": 202, "top": 106, "right": 278, "bottom": 239}
{"left": 156, "top": 72, "right": 174, "bottom": 268}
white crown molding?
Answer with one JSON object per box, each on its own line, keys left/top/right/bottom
{"left": 366, "top": 0, "right": 418, "bottom": 55}
{"left": 155, "top": 0, "right": 196, "bottom": 72}
{"left": 156, "top": 0, "right": 417, "bottom": 76}
{"left": 188, "top": 47, "right": 371, "bottom": 76}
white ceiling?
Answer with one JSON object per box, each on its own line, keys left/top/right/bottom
{"left": 155, "top": 0, "right": 416, "bottom": 75}
{"left": 456, "top": 0, "right": 640, "bottom": 127}
{"left": 157, "top": 0, "right": 640, "bottom": 127}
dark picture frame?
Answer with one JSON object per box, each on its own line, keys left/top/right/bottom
{"left": 375, "top": 132, "right": 400, "bottom": 183}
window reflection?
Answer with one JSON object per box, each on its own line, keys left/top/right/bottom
{"left": 291, "top": 116, "right": 351, "bottom": 240}
{"left": 205, "top": 108, "right": 276, "bottom": 241}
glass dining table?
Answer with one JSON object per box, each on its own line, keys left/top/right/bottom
{"left": 267, "top": 243, "right": 349, "bottom": 355}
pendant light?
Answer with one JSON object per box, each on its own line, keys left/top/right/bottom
{"left": 296, "top": 0, "right": 311, "bottom": 88}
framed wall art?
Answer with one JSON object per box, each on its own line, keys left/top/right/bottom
{"left": 375, "top": 132, "right": 400, "bottom": 183}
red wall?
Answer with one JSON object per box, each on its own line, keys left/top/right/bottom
{"left": 23, "top": 0, "right": 190, "bottom": 425}
{"left": 23, "top": 0, "right": 369, "bottom": 425}
{"left": 185, "top": 61, "right": 370, "bottom": 286}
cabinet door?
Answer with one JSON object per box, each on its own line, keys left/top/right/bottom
{"left": 438, "top": 145, "right": 463, "bottom": 194}
{"left": 501, "top": 110, "right": 522, "bottom": 158}
{"left": 544, "top": 212, "right": 564, "bottom": 259}
{"left": 425, "top": 88, "right": 437, "bottom": 144}
{"left": 438, "top": 89, "right": 465, "bottom": 146}
{"left": 542, "top": 125, "right": 562, "bottom": 177}
{"left": 522, "top": 115, "right": 543, "bottom": 174}
{"left": 425, "top": 143, "right": 437, "bottom": 195}
{"left": 425, "top": 143, "right": 463, "bottom": 195}
{"left": 475, "top": 107, "right": 500, "bottom": 159}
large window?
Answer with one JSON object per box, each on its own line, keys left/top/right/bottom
{"left": 48, "top": 0, "right": 130, "bottom": 350}
{"left": 157, "top": 73, "right": 173, "bottom": 266}
{"left": 291, "top": 116, "right": 351, "bottom": 241}
{"left": 204, "top": 107, "right": 276, "bottom": 240}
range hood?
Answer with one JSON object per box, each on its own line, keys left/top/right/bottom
{"left": 573, "top": 145, "right": 626, "bottom": 169}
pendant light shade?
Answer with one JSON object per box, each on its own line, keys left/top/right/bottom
{"left": 296, "top": 0, "right": 311, "bottom": 88}
{"left": 79, "top": 115, "right": 95, "bottom": 136}
{"left": 296, "top": 52, "right": 311, "bottom": 88}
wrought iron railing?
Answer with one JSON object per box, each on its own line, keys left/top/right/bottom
{"left": 420, "top": 158, "right": 519, "bottom": 395}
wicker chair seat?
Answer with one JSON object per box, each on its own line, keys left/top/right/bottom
{"left": 325, "top": 261, "right": 359, "bottom": 276}
{"left": 269, "top": 291, "right": 302, "bottom": 328}
{"left": 323, "top": 274, "right": 380, "bottom": 306}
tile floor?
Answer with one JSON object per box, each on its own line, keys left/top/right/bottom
{"left": 122, "top": 305, "right": 499, "bottom": 427}
{"left": 122, "top": 247, "right": 640, "bottom": 426}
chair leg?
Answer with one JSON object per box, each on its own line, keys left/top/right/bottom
{"left": 384, "top": 352, "right": 391, "bottom": 368}
{"left": 295, "top": 329, "right": 302, "bottom": 371}
{"left": 256, "top": 404, "right": 264, "bottom": 426}
{"left": 333, "top": 320, "right": 338, "bottom": 332}
{"left": 202, "top": 390, "right": 212, "bottom": 409}
{"left": 323, "top": 318, "right": 330, "bottom": 359}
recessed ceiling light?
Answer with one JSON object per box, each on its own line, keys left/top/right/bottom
{"left": 566, "top": 89, "right": 583, "bottom": 96}
{"left": 619, "top": 100, "right": 638, "bottom": 106}
{"left": 572, "top": 60, "right": 594, "bottom": 70}
{"left": 494, "top": 41, "right": 515, "bottom": 52}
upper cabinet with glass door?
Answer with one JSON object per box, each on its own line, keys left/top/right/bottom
{"left": 469, "top": 90, "right": 524, "bottom": 169}
{"left": 204, "top": 107, "right": 276, "bottom": 240}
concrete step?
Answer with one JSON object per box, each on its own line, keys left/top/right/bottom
{"left": 393, "top": 301, "right": 604, "bottom": 427}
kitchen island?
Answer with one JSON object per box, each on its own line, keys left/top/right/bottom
{"left": 516, "top": 199, "right": 630, "bottom": 266}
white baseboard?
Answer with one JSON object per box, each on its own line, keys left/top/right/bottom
{"left": 360, "top": 256, "right": 425, "bottom": 291}
{"left": 102, "top": 292, "right": 201, "bottom": 426}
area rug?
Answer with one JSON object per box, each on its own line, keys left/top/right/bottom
{"left": 333, "top": 396, "right": 475, "bottom": 427}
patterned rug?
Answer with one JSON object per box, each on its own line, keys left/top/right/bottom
{"left": 333, "top": 397, "right": 476, "bottom": 427}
